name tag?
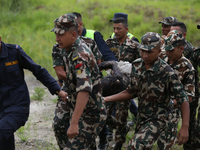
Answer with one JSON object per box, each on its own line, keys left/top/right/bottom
{"left": 5, "top": 60, "right": 18, "bottom": 66}
{"left": 110, "top": 48, "right": 118, "bottom": 51}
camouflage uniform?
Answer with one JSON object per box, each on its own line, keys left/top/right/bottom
{"left": 104, "top": 37, "right": 139, "bottom": 144}
{"left": 157, "top": 30, "right": 195, "bottom": 150}
{"left": 51, "top": 13, "right": 106, "bottom": 150}
{"left": 190, "top": 47, "right": 200, "bottom": 149}
{"left": 126, "top": 32, "right": 188, "bottom": 150}
{"left": 52, "top": 37, "right": 102, "bottom": 149}
{"left": 183, "top": 40, "right": 194, "bottom": 59}
{"left": 182, "top": 39, "right": 196, "bottom": 150}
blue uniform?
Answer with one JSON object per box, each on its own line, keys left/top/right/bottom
{"left": 81, "top": 28, "right": 117, "bottom": 61}
{"left": 0, "top": 41, "right": 61, "bottom": 150}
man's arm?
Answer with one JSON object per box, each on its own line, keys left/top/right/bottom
{"left": 54, "top": 66, "right": 67, "bottom": 80}
{"left": 104, "top": 90, "right": 133, "bottom": 103}
{"left": 177, "top": 101, "right": 190, "bottom": 145}
{"left": 94, "top": 31, "right": 117, "bottom": 61}
{"left": 67, "top": 91, "right": 89, "bottom": 139}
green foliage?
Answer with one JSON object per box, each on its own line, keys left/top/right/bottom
{"left": 31, "top": 87, "right": 45, "bottom": 101}
{"left": 1, "top": 0, "right": 200, "bottom": 76}
{"left": 16, "top": 121, "right": 31, "bottom": 142}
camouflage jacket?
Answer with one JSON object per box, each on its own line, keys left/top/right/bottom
{"left": 56, "top": 37, "right": 104, "bottom": 119}
{"left": 52, "top": 36, "right": 102, "bottom": 68}
{"left": 190, "top": 46, "right": 200, "bottom": 99}
{"left": 126, "top": 58, "right": 188, "bottom": 123}
{"left": 160, "top": 53, "right": 195, "bottom": 99}
{"left": 183, "top": 39, "right": 195, "bottom": 59}
{"left": 105, "top": 37, "right": 140, "bottom": 63}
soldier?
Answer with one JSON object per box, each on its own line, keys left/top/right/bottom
{"left": 159, "top": 16, "right": 178, "bottom": 36}
{"left": 191, "top": 24, "right": 200, "bottom": 149}
{"left": 171, "top": 21, "right": 194, "bottom": 59}
{"left": 157, "top": 30, "right": 195, "bottom": 149}
{"left": 104, "top": 32, "right": 190, "bottom": 149}
{"left": 104, "top": 17, "right": 140, "bottom": 150}
{"left": 0, "top": 36, "right": 67, "bottom": 150}
{"left": 51, "top": 13, "right": 106, "bottom": 149}
{"left": 110, "top": 12, "right": 139, "bottom": 42}
{"left": 72, "top": 12, "right": 117, "bottom": 62}
{"left": 169, "top": 22, "right": 196, "bottom": 150}
{"left": 52, "top": 36, "right": 102, "bottom": 149}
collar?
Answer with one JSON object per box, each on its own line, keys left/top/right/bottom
{"left": 0, "top": 41, "right": 8, "bottom": 58}
{"left": 81, "top": 28, "right": 86, "bottom": 36}
{"left": 66, "top": 36, "right": 81, "bottom": 59}
{"left": 141, "top": 57, "right": 161, "bottom": 72}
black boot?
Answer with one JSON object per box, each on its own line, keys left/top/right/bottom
{"left": 97, "top": 138, "right": 108, "bottom": 150}
{"left": 114, "top": 143, "right": 122, "bottom": 150}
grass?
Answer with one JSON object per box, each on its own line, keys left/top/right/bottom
{"left": 1, "top": 0, "right": 200, "bottom": 76}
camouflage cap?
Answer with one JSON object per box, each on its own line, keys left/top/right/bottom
{"left": 159, "top": 17, "right": 178, "bottom": 25}
{"left": 138, "top": 32, "right": 161, "bottom": 51}
{"left": 164, "top": 30, "right": 184, "bottom": 51}
{"left": 51, "top": 13, "right": 77, "bottom": 34}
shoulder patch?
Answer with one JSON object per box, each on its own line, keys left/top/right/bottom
{"left": 72, "top": 49, "right": 79, "bottom": 61}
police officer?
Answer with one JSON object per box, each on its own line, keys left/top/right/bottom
{"left": 51, "top": 13, "right": 106, "bottom": 149}
{"left": 0, "top": 36, "right": 67, "bottom": 150}
{"left": 105, "top": 17, "right": 140, "bottom": 150}
{"left": 104, "top": 32, "right": 190, "bottom": 149}
{"left": 157, "top": 30, "right": 195, "bottom": 149}
{"left": 110, "top": 12, "right": 139, "bottom": 42}
{"left": 72, "top": 12, "right": 117, "bottom": 62}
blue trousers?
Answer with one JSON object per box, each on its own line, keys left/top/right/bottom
{"left": 0, "top": 112, "right": 28, "bottom": 150}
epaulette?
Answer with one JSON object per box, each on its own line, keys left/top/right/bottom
{"left": 72, "top": 49, "right": 79, "bottom": 61}
{"left": 6, "top": 44, "right": 19, "bottom": 50}
{"left": 132, "top": 58, "right": 142, "bottom": 64}
{"left": 81, "top": 36, "right": 94, "bottom": 44}
{"left": 193, "top": 46, "right": 200, "bottom": 52}
{"left": 182, "top": 58, "right": 193, "bottom": 70}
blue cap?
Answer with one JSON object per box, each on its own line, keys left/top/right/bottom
{"left": 110, "top": 13, "right": 128, "bottom": 22}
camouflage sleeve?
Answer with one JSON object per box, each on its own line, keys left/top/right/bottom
{"left": 191, "top": 47, "right": 200, "bottom": 67}
{"left": 73, "top": 58, "right": 92, "bottom": 94}
{"left": 183, "top": 69, "right": 195, "bottom": 98}
{"left": 169, "top": 70, "right": 189, "bottom": 105}
{"left": 91, "top": 40, "right": 102, "bottom": 61}
{"left": 52, "top": 44, "right": 64, "bottom": 68}
{"left": 126, "top": 63, "right": 138, "bottom": 98}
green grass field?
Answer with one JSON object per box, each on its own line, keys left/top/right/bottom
{"left": 1, "top": 0, "right": 200, "bottom": 76}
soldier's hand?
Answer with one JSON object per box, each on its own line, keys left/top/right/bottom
{"left": 58, "top": 90, "right": 68, "bottom": 102}
{"left": 177, "top": 126, "right": 189, "bottom": 145}
{"left": 67, "top": 124, "right": 79, "bottom": 139}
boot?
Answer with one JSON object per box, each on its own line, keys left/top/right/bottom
{"left": 97, "top": 138, "right": 108, "bottom": 150}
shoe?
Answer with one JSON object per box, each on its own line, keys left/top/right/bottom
{"left": 106, "top": 131, "right": 113, "bottom": 141}
{"left": 97, "top": 139, "right": 108, "bottom": 150}
{"left": 114, "top": 143, "right": 122, "bottom": 150}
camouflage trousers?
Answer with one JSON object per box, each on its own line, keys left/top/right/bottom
{"left": 52, "top": 98, "right": 107, "bottom": 150}
{"left": 183, "top": 99, "right": 198, "bottom": 150}
{"left": 157, "top": 107, "right": 181, "bottom": 150}
{"left": 192, "top": 100, "right": 200, "bottom": 150}
{"left": 127, "top": 118, "right": 167, "bottom": 150}
{"left": 106, "top": 100, "right": 130, "bottom": 144}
